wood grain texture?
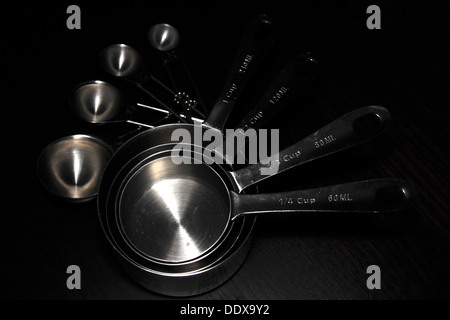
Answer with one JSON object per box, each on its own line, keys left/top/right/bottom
{"left": 2, "top": 0, "right": 449, "bottom": 300}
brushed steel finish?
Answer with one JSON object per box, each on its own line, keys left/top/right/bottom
{"left": 117, "top": 219, "right": 254, "bottom": 297}
{"left": 229, "top": 105, "right": 392, "bottom": 192}
{"left": 119, "top": 156, "right": 230, "bottom": 263}
{"left": 70, "top": 81, "right": 123, "bottom": 123}
{"left": 230, "top": 178, "right": 417, "bottom": 221}
{"left": 100, "top": 144, "right": 249, "bottom": 268}
{"left": 99, "top": 43, "right": 188, "bottom": 123}
{"left": 97, "top": 140, "right": 256, "bottom": 296}
{"left": 113, "top": 105, "right": 399, "bottom": 264}
{"left": 97, "top": 111, "right": 415, "bottom": 295}
{"left": 99, "top": 44, "right": 142, "bottom": 77}
{"left": 38, "top": 135, "right": 112, "bottom": 201}
{"left": 147, "top": 23, "right": 180, "bottom": 52}
{"left": 117, "top": 150, "right": 416, "bottom": 265}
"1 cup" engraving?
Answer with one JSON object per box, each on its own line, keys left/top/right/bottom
{"left": 282, "top": 150, "right": 301, "bottom": 162}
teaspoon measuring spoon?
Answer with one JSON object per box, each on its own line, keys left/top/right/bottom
{"left": 70, "top": 80, "right": 203, "bottom": 127}
{"left": 148, "top": 23, "right": 207, "bottom": 118}
{"left": 99, "top": 43, "right": 188, "bottom": 123}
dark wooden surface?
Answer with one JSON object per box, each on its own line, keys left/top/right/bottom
{"left": 2, "top": 0, "right": 449, "bottom": 300}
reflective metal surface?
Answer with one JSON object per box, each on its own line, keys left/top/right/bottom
{"left": 229, "top": 105, "right": 392, "bottom": 192}
{"left": 113, "top": 106, "right": 400, "bottom": 264}
{"left": 70, "top": 81, "right": 123, "bottom": 123}
{"left": 119, "top": 156, "right": 231, "bottom": 263}
{"left": 96, "top": 118, "right": 418, "bottom": 296}
{"left": 95, "top": 15, "right": 304, "bottom": 296}
{"left": 98, "top": 138, "right": 256, "bottom": 296}
{"left": 120, "top": 221, "right": 254, "bottom": 297}
{"left": 230, "top": 178, "right": 417, "bottom": 220}
{"left": 99, "top": 44, "right": 143, "bottom": 77}
{"left": 97, "top": 126, "right": 257, "bottom": 295}
{"left": 116, "top": 144, "right": 416, "bottom": 265}
{"left": 148, "top": 23, "right": 180, "bottom": 52}
{"left": 95, "top": 16, "right": 415, "bottom": 296}
{"left": 105, "top": 148, "right": 245, "bottom": 272}
{"left": 38, "top": 135, "right": 113, "bottom": 201}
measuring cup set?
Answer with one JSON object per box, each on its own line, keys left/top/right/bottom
{"left": 37, "top": 15, "right": 417, "bottom": 296}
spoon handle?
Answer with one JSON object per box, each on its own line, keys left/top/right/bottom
{"left": 159, "top": 57, "right": 194, "bottom": 123}
{"left": 135, "top": 82, "right": 187, "bottom": 123}
{"left": 136, "top": 103, "right": 204, "bottom": 123}
{"left": 231, "top": 179, "right": 417, "bottom": 220}
{"left": 226, "top": 53, "right": 320, "bottom": 163}
{"left": 205, "top": 14, "right": 277, "bottom": 132}
{"left": 162, "top": 53, "right": 207, "bottom": 119}
{"left": 236, "top": 52, "right": 321, "bottom": 131}
{"left": 231, "top": 105, "right": 391, "bottom": 192}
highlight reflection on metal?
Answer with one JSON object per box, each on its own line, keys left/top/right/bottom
{"left": 70, "top": 81, "right": 123, "bottom": 123}
{"left": 100, "top": 44, "right": 143, "bottom": 77}
{"left": 119, "top": 156, "right": 230, "bottom": 263}
{"left": 37, "top": 135, "right": 112, "bottom": 201}
{"left": 148, "top": 23, "right": 180, "bottom": 52}
{"left": 116, "top": 106, "right": 409, "bottom": 264}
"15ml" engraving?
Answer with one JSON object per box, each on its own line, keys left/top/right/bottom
{"left": 239, "top": 55, "right": 254, "bottom": 74}
{"left": 269, "top": 86, "right": 289, "bottom": 105}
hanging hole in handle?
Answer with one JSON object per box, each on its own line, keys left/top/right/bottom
{"left": 375, "top": 186, "right": 409, "bottom": 205}
{"left": 253, "top": 19, "right": 273, "bottom": 41}
{"left": 292, "top": 53, "right": 319, "bottom": 76}
{"left": 352, "top": 112, "right": 382, "bottom": 136}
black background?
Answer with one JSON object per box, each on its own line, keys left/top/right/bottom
{"left": 2, "top": 0, "right": 449, "bottom": 300}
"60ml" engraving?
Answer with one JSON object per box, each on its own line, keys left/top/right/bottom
{"left": 328, "top": 193, "right": 353, "bottom": 202}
